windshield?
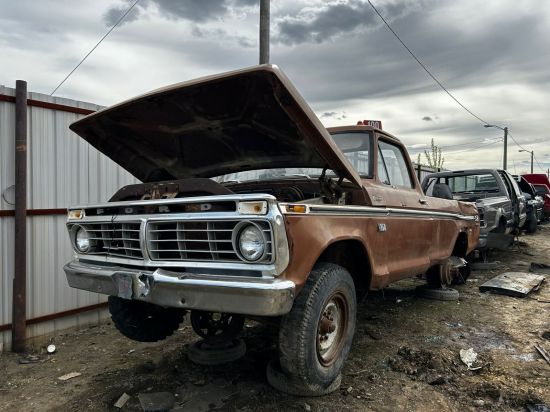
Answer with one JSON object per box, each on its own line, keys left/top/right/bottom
{"left": 534, "top": 184, "right": 549, "bottom": 195}
{"left": 215, "top": 132, "right": 372, "bottom": 183}
{"left": 425, "top": 173, "right": 500, "bottom": 196}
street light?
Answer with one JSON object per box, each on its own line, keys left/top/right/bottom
{"left": 518, "top": 149, "right": 534, "bottom": 174}
{"left": 484, "top": 124, "right": 508, "bottom": 170}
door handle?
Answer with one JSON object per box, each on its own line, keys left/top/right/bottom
{"left": 419, "top": 199, "right": 428, "bottom": 205}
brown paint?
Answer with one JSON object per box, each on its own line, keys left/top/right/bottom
{"left": 0, "top": 93, "right": 96, "bottom": 116}
{"left": 0, "top": 208, "right": 67, "bottom": 218}
{"left": 279, "top": 126, "right": 479, "bottom": 293}
{"left": 281, "top": 212, "right": 478, "bottom": 292}
{"left": 0, "top": 302, "right": 108, "bottom": 333}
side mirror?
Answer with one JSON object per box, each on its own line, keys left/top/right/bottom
{"left": 523, "top": 192, "right": 532, "bottom": 201}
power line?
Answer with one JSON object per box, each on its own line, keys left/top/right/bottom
{"left": 367, "top": 0, "right": 544, "bottom": 167}
{"left": 443, "top": 139, "right": 503, "bottom": 156}
{"left": 367, "top": 0, "right": 489, "bottom": 125}
{"left": 532, "top": 153, "right": 546, "bottom": 172}
{"left": 408, "top": 137, "right": 501, "bottom": 151}
{"left": 50, "top": 0, "right": 140, "bottom": 96}
{"left": 505, "top": 131, "right": 546, "bottom": 172}
{"left": 440, "top": 137, "right": 502, "bottom": 149}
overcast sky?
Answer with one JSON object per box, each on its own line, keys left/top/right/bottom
{"left": 1, "top": 0, "right": 549, "bottom": 173}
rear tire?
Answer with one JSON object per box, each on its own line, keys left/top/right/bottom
{"left": 525, "top": 212, "right": 538, "bottom": 234}
{"left": 108, "top": 296, "right": 186, "bottom": 342}
{"left": 188, "top": 338, "right": 246, "bottom": 365}
{"left": 278, "top": 263, "right": 356, "bottom": 394}
{"left": 416, "top": 285, "right": 459, "bottom": 301}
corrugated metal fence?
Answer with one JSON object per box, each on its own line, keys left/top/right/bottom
{"left": 0, "top": 86, "right": 138, "bottom": 351}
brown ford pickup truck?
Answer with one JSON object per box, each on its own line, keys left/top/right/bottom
{"left": 64, "top": 65, "right": 479, "bottom": 395}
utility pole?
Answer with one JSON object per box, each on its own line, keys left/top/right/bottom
{"left": 503, "top": 126, "right": 508, "bottom": 170}
{"left": 259, "top": 0, "right": 270, "bottom": 64}
{"left": 518, "top": 149, "right": 534, "bottom": 174}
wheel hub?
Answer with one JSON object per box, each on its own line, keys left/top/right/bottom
{"left": 316, "top": 294, "right": 348, "bottom": 366}
{"left": 190, "top": 310, "right": 244, "bottom": 342}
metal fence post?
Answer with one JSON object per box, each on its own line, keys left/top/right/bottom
{"left": 12, "top": 80, "right": 27, "bottom": 352}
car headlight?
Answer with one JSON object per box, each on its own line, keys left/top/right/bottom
{"left": 75, "top": 226, "right": 91, "bottom": 253}
{"left": 235, "top": 223, "right": 266, "bottom": 262}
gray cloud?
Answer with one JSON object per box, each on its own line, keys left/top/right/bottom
{"left": 191, "top": 26, "right": 255, "bottom": 48}
{"left": 2, "top": 0, "right": 549, "bottom": 171}
{"left": 103, "top": 3, "right": 142, "bottom": 27}
{"left": 104, "top": 0, "right": 258, "bottom": 26}
{"left": 274, "top": 0, "right": 417, "bottom": 45}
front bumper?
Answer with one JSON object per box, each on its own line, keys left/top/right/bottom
{"left": 64, "top": 260, "right": 295, "bottom": 316}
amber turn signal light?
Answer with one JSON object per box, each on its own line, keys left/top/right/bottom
{"left": 286, "top": 204, "right": 307, "bottom": 213}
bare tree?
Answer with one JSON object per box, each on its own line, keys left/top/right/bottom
{"left": 423, "top": 138, "right": 444, "bottom": 169}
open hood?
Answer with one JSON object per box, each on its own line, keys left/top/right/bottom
{"left": 69, "top": 65, "right": 362, "bottom": 186}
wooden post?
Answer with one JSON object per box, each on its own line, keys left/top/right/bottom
{"left": 12, "top": 80, "right": 27, "bottom": 352}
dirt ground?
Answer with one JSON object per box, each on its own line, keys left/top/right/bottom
{"left": 1, "top": 226, "right": 549, "bottom": 412}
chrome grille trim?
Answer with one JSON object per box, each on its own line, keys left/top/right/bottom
{"left": 67, "top": 195, "right": 290, "bottom": 277}
{"left": 70, "top": 222, "right": 143, "bottom": 259}
{"left": 146, "top": 220, "right": 274, "bottom": 263}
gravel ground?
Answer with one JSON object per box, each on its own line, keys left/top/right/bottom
{"left": 1, "top": 225, "right": 549, "bottom": 412}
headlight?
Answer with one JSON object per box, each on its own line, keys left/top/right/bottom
{"left": 75, "top": 226, "right": 91, "bottom": 253}
{"left": 235, "top": 223, "right": 266, "bottom": 261}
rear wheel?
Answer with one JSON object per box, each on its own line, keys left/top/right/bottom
{"left": 525, "top": 211, "right": 538, "bottom": 234}
{"left": 190, "top": 310, "right": 245, "bottom": 341}
{"left": 493, "top": 219, "right": 507, "bottom": 234}
{"left": 277, "top": 263, "right": 356, "bottom": 394}
{"left": 426, "top": 259, "right": 470, "bottom": 287}
{"left": 108, "top": 296, "right": 186, "bottom": 342}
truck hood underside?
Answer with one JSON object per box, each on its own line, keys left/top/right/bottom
{"left": 69, "top": 65, "right": 361, "bottom": 186}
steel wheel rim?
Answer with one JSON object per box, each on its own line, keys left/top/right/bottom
{"left": 316, "top": 292, "right": 348, "bottom": 367}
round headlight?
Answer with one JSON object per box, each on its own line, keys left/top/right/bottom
{"left": 237, "top": 225, "right": 266, "bottom": 261}
{"left": 75, "top": 227, "right": 91, "bottom": 253}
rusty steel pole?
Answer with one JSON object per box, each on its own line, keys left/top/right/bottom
{"left": 259, "top": 0, "right": 270, "bottom": 64}
{"left": 12, "top": 80, "right": 28, "bottom": 352}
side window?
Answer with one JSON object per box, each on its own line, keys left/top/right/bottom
{"left": 378, "top": 141, "right": 414, "bottom": 188}
{"left": 377, "top": 146, "right": 390, "bottom": 185}
{"left": 498, "top": 172, "right": 514, "bottom": 197}
{"left": 423, "top": 177, "right": 438, "bottom": 196}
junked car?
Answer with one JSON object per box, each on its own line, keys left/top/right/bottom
{"left": 64, "top": 65, "right": 479, "bottom": 394}
{"left": 513, "top": 175, "right": 543, "bottom": 233}
{"left": 422, "top": 169, "right": 526, "bottom": 249}
{"left": 522, "top": 173, "right": 550, "bottom": 219}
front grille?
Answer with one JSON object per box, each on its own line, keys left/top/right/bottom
{"left": 478, "top": 208, "right": 486, "bottom": 228}
{"left": 146, "top": 220, "right": 273, "bottom": 263}
{"left": 77, "top": 222, "right": 143, "bottom": 259}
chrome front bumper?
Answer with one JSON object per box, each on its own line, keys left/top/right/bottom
{"left": 64, "top": 260, "right": 295, "bottom": 316}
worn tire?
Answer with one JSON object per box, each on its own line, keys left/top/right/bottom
{"left": 108, "top": 296, "right": 186, "bottom": 342}
{"left": 188, "top": 338, "right": 246, "bottom": 365}
{"left": 278, "top": 262, "right": 356, "bottom": 394}
{"left": 415, "top": 285, "right": 459, "bottom": 301}
{"left": 266, "top": 360, "right": 342, "bottom": 396}
{"left": 525, "top": 213, "right": 538, "bottom": 234}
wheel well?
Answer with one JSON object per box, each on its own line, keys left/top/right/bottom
{"left": 452, "top": 232, "right": 468, "bottom": 258}
{"left": 317, "top": 240, "right": 371, "bottom": 297}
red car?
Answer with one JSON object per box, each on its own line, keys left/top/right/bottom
{"left": 522, "top": 174, "right": 550, "bottom": 218}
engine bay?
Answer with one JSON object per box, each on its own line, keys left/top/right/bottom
{"left": 109, "top": 176, "right": 366, "bottom": 206}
